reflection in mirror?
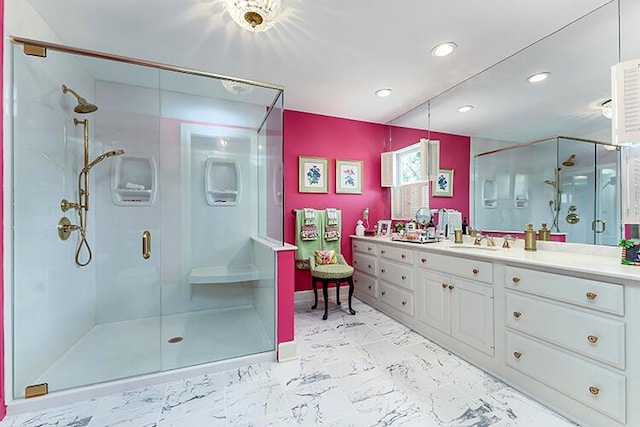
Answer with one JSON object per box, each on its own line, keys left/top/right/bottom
{"left": 388, "top": 0, "right": 640, "bottom": 245}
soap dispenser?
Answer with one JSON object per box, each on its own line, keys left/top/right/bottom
{"left": 524, "top": 223, "right": 537, "bottom": 251}
{"left": 538, "top": 223, "right": 551, "bottom": 241}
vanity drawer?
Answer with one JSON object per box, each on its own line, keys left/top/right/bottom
{"left": 506, "top": 331, "right": 626, "bottom": 423}
{"left": 505, "top": 266, "right": 624, "bottom": 315}
{"left": 353, "top": 271, "right": 377, "bottom": 299}
{"left": 418, "top": 251, "right": 493, "bottom": 284}
{"left": 379, "top": 282, "right": 414, "bottom": 316}
{"left": 506, "top": 292, "right": 625, "bottom": 369}
{"left": 379, "top": 245, "right": 413, "bottom": 264}
{"left": 352, "top": 241, "right": 377, "bottom": 255}
{"left": 379, "top": 259, "right": 414, "bottom": 291}
{"left": 352, "top": 253, "right": 377, "bottom": 276}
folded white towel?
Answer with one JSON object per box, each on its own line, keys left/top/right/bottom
{"left": 125, "top": 182, "right": 145, "bottom": 190}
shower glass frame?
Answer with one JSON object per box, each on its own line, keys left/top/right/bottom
{"left": 9, "top": 37, "right": 284, "bottom": 400}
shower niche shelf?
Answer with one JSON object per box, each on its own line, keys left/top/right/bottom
{"left": 189, "top": 265, "right": 258, "bottom": 284}
{"left": 205, "top": 157, "right": 240, "bottom": 206}
{"left": 482, "top": 179, "right": 497, "bottom": 208}
{"left": 111, "top": 156, "right": 157, "bottom": 206}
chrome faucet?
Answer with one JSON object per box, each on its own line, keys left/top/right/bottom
{"left": 473, "top": 235, "right": 496, "bottom": 246}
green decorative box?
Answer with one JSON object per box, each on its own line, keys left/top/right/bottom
{"left": 619, "top": 239, "right": 640, "bottom": 265}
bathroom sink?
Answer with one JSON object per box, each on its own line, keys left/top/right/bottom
{"left": 448, "top": 244, "right": 500, "bottom": 252}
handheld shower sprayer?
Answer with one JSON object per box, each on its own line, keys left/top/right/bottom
{"left": 82, "top": 150, "right": 125, "bottom": 174}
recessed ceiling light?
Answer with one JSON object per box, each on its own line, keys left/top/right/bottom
{"left": 375, "top": 88, "right": 393, "bottom": 97}
{"left": 457, "top": 105, "right": 474, "bottom": 113}
{"left": 527, "top": 72, "right": 551, "bottom": 83}
{"left": 431, "top": 42, "right": 457, "bottom": 57}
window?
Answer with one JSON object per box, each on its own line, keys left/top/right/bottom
{"left": 382, "top": 140, "right": 440, "bottom": 220}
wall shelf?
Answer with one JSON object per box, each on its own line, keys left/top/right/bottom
{"left": 189, "top": 265, "right": 258, "bottom": 284}
{"left": 205, "top": 157, "right": 240, "bottom": 206}
{"left": 111, "top": 156, "right": 157, "bottom": 206}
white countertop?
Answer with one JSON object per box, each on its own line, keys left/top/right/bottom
{"left": 351, "top": 235, "right": 640, "bottom": 284}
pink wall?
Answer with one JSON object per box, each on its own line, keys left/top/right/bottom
{"left": 1, "top": 0, "right": 6, "bottom": 418}
{"left": 284, "top": 111, "right": 470, "bottom": 291}
{"left": 276, "top": 249, "right": 295, "bottom": 348}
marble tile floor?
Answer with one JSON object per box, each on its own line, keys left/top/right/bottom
{"left": 1, "top": 298, "right": 580, "bottom": 427}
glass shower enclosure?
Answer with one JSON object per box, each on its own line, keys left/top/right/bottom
{"left": 474, "top": 136, "right": 620, "bottom": 245}
{"left": 10, "top": 38, "right": 284, "bottom": 399}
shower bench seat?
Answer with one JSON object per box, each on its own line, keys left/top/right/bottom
{"left": 189, "top": 265, "right": 259, "bottom": 284}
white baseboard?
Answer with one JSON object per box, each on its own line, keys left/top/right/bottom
{"left": 277, "top": 340, "right": 297, "bottom": 362}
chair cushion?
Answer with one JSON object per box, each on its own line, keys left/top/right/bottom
{"left": 314, "top": 250, "right": 337, "bottom": 265}
{"left": 311, "top": 263, "right": 354, "bottom": 279}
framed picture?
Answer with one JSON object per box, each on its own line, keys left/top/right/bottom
{"left": 377, "top": 220, "right": 392, "bottom": 237}
{"left": 336, "top": 159, "right": 363, "bottom": 194}
{"left": 299, "top": 156, "right": 328, "bottom": 193}
{"left": 433, "top": 168, "right": 454, "bottom": 197}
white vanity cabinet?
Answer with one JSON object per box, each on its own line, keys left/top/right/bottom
{"left": 378, "top": 244, "right": 415, "bottom": 317}
{"left": 503, "top": 265, "right": 627, "bottom": 423}
{"left": 351, "top": 241, "right": 378, "bottom": 302}
{"left": 417, "top": 252, "right": 495, "bottom": 356}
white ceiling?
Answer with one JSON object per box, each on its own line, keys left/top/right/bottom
{"left": 9, "top": 0, "right": 614, "bottom": 131}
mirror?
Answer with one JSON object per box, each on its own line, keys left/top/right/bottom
{"left": 388, "top": 0, "right": 640, "bottom": 245}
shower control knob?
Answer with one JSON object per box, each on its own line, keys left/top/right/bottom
{"left": 60, "top": 198, "right": 79, "bottom": 212}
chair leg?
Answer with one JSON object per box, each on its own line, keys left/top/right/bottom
{"left": 311, "top": 278, "right": 318, "bottom": 310}
{"left": 347, "top": 276, "right": 356, "bottom": 315}
{"left": 336, "top": 281, "right": 341, "bottom": 306}
{"left": 322, "top": 280, "right": 329, "bottom": 320}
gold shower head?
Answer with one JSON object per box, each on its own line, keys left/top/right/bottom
{"left": 562, "top": 154, "right": 576, "bottom": 167}
{"left": 62, "top": 84, "right": 98, "bottom": 114}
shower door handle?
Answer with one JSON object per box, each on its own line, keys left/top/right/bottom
{"left": 142, "top": 230, "right": 151, "bottom": 259}
{"left": 591, "top": 220, "right": 606, "bottom": 234}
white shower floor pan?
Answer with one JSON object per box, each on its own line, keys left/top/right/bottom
{"left": 32, "top": 305, "right": 273, "bottom": 395}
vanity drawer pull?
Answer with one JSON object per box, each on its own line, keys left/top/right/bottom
{"left": 442, "top": 283, "right": 448, "bottom": 289}
{"left": 587, "top": 335, "right": 599, "bottom": 343}
{"left": 368, "top": 264, "right": 372, "bottom": 269}
{"left": 368, "top": 285, "right": 372, "bottom": 290}
{"left": 512, "top": 277, "right": 521, "bottom": 283}
{"left": 354, "top": 279, "right": 358, "bottom": 283}
{"left": 401, "top": 254, "right": 406, "bottom": 258}
{"left": 472, "top": 268, "right": 479, "bottom": 275}
{"left": 448, "top": 285, "right": 455, "bottom": 290}
{"left": 586, "top": 292, "right": 598, "bottom": 300}
{"left": 381, "top": 291, "right": 386, "bottom": 296}
{"left": 589, "top": 386, "right": 600, "bottom": 396}
{"left": 401, "top": 275, "right": 406, "bottom": 280}
{"left": 513, "top": 351, "right": 522, "bottom": 360}
{"left": 513, "top": 311, "right": 522, "bottom": 319}
{"left": 353, "top": 244, "right": 358, "bottom": 249}
{"left": 381, "top": 268, "right": 386, "bottom": 273}
{"left": 421, "top": 258, "right": 427, "bottom": 263}
{"left": 367, "top": 247, "right": 372, "bottom": 251}
{"left": 381, "top": 250, "right": 386, "bottom": 254}
{"left": 401, "top": 301, "right": 407, "bottom": 306}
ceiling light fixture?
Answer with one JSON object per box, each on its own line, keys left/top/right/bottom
{"left": 375, "top": 88, "right": 393, "bottom": 98}
{"left": 222, "top": 79, "right": 254, "bottom": 95}
{"left": 226, "top": 0, "right": 282, "bottom": 32}
{"left": 457, "top": 105, "right": 474, "bottom": 113}
{"left": 527, "top": 72, "right": 551, "bottom": 83}
{"left": 431, "top": 42, "right": 457, "bottom": 57}
{"left": 601, "top": 99, "right": 613, "bottom": 119}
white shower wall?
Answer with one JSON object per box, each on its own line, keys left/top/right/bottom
{"left": 12, "top": 48, "right": 97, "bottom": 394}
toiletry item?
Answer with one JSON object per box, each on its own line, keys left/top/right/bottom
{"left": 355, "top": 220, "right": 365, "bottom": 236}
{"left": 427, "top": 216, "right": 436, "bottom": 238}
{"left": 469, "top": 228, "right": 477, "bottom": 238}
{"left": 125, "top": 182, "right": 145, "bottom": 190}
{"left": 462, "top": 217, "right": 468, "bottom": 234}
{"left": 524, "top": 223, "right": 537, "bottom": 251}
{"left": 454, "top": 229, "right": 463, "bottom": 244}
{"left": 539, "top": 223, "right": 551, "bottom": 241}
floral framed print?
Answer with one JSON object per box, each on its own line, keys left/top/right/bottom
{"left": 433, "top": 168, "right": 454, "bottom": 197}
{"left": 336, "top": 159, "right": 363, "bottom": 194}
{"left": 299, "top": 156, "right": 329, "bottom": 193}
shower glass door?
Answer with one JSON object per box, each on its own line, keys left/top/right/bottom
{"left": 11, "top": 39, "right": 282, "bottom": 400}
{"left": 11, "top": 45, "right": 163, "bottom": 398}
